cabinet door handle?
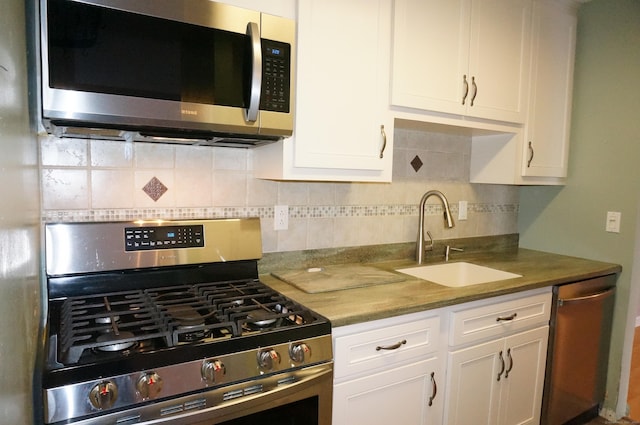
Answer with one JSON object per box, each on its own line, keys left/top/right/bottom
{"left": 505, "top": 348, "right": 513, "bottom": 378}
{"left": 379, "top": 125, "right": 387, "bottom": 159}
{"left": 470, "top": 76, "right": 478, "bottom": 106}
{"left": 462, "top": 75, "right": 469, "bottom": 105}
{"left": 527, "top": 141, "right": 535, "bottom": 167}
{"left": 428, "top": 371, "right": 437, "bottom": 406}
{"left": 496, "top": 312, "right": 517, "bottom": 322}
{"left": 375, "top": 339, "right": 407, "bottom": 351}
{"left": 497, "top": 350, "right": 505, "bottom": 381}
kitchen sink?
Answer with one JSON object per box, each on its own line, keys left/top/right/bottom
{"left": 396, "top": 262, "right": 522, "bottom": 288}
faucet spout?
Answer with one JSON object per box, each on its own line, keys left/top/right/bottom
{"left": 416, "top": 190, "right": 455, "bottom": 264}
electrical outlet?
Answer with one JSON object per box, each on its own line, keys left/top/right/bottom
{"left": 274, "top": 205, "right": 289, "bottom": 230}
{"left": 606, "top": 211, "right": 621, "bottom": 233}
{"left": 458, "top": 201, "right": 468, "bottom": 220}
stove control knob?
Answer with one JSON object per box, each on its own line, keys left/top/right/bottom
{"left": 289, "top": 343, "right": 311, "bottom": 364}
{"left": 257, "top": 348, "right": 281, "bottom": 371}
{"left": 201, "top": 359, "right": 226, "bottom": 385}
{"left": 136, "top": 372, "right": 163, "bottom": 400}
{"left": 89, "top": 381, "right": 118, "bottom": 410}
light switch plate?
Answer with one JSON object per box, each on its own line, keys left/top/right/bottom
{"left": 606, "top": 211, "right": 621, "bottom": 233}
{"left": 458, "top": 201, "right": 468, "bottom": 221}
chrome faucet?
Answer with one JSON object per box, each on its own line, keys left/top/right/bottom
{"left": 416, "top": 190, "right": 455, "bottom": 264}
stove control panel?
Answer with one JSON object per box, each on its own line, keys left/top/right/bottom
{"left": 125, "top": 225, "right": 205, "bottom": 251}
{"left": 44, "top": 335, "right": 332, "bottom": 424}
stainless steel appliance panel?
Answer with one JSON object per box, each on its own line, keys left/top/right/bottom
{"left": 45, "top": 218, "right": 262, "bottom": 275}
{"left": 37, "top": 0, "right": 294, "bottom": 145}
{"left": 543, "top": 274, "right": 616, "bottom": 425}
{"left": 37, "top": 219, "right": 332, "bottom": 425}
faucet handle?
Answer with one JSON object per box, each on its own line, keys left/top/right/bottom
{"left": 445, "top": 245, "right": 464, "bottom": 261}
{"left": 425, "top": 231, "right": 434, "bottom": 252}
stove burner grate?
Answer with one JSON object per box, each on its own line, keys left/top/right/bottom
{"left": 58, "top": 290, "right": 170, "bottom": 364}
{"left": 55, "top": 279, "right": 317, "bottom": 366}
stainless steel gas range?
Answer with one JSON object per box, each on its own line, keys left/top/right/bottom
{"left": 36, "top": 218, "right": 333, "bottom": 425}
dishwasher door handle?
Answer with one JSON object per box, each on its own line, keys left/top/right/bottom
{"left": 558, "top": 286, "right": 615, "bottom": 306}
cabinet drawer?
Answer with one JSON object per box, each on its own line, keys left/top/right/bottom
{"left": 334, "top": 312, "right": 441, "bottom": 380}
{"left": 449, "top": 290, "right": 552, "bottom": 347}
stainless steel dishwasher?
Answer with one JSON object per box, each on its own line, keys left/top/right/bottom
{"left": 542, "top": 274, "right": 616, "bottom": 425}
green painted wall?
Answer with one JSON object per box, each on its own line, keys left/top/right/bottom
{"left": 518, "top": 0, "right": 640, "bottom": 415}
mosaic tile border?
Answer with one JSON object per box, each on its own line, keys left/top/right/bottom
{"left": 42, "top": 203, "right": 518, "bottom": 223}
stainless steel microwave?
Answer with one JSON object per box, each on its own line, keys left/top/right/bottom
{"left": 37, "top": 0, "right": 295, "bottom": 146}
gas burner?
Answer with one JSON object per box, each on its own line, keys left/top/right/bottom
{"left": 95, "top": 315, "right": 120, "bottom": 325}
{"left": 175, "top": 325, "right": 209, "bottom": 343}
{"left": 95, "top": 331, "right": 137, "bottom": 352}
{"left": 246, "top": 309, "right": 278, "bottom": 328}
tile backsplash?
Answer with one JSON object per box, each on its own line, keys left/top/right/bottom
{"left": 40, "top": 127, "right": 519, "bottom": 253}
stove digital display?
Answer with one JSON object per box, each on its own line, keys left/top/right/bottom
{"left": 125, "top": 225, "right": 204, "bottom": 251}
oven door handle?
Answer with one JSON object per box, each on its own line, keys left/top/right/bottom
{"left": 118, "top": 363, "right": 333, "bottom": 424}
{"left": 245, "top": 21, "right": 262, "bottom": 123}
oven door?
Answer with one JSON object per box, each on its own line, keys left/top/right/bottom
{"left": 194, "top": 364, "right": 332, "bottom": 425}
{"left": 198, "top": 368, "right": 333, "bottom": 425}
{"left": 69, "top": 362, "right": 333, "bottom": 425}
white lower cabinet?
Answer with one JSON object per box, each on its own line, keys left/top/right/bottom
{"left": 332, "top": 311, "right": 444, "bottom": 425}
{"left": 445, "top": 326, "right": 549, "bottom": 425}
{"left": 333, "top": 356, "right": 442, "bottom": 425}
{"left": 444, "top": 288, "right": 551, "bottom": 425}
{"left": 331, "top": 288, "right": 552, "bottom": 425}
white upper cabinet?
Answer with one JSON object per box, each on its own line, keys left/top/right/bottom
{"left": 521, "top": 0, "right": 577, "bottom": 179}
{"left": 253, "top": 0, "right": 394, "bottom": 182}
{"left": 392, "top": 0, "right": 532, "bottom": 124}
{"left": 469, "top": 0, "right": 578, "bottom": 185}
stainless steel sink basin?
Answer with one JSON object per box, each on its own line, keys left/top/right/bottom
{"left": 396, "top": 262, "right": 522, "bottom": 288}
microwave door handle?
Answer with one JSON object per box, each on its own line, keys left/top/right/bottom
{"left": 245, "top": 22, "right": 261, "bottom": 123}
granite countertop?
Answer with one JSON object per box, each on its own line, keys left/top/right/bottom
{"left": 260, "top": 247, "right": 621, "bottom": 328}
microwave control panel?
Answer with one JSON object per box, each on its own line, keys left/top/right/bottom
{"left": 260, "top": 39, "right": 291, "bottom": 113}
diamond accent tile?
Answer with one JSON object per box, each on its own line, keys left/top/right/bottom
{"left": 410, "top": 155, "right": 423, "bottom": 172}
{"left": 142, "top": 177, "right": 168, "bottom": 202}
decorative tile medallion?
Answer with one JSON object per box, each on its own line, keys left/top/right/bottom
{"left": 410, "top": 155, "right": 423, "bottom": 172}
{"left": 142, "top": 177, "right": 168, "bottom": 202}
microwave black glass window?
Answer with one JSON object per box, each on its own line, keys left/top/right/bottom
{"left": 47, "top": 0, "right": 248, "bottom": 107}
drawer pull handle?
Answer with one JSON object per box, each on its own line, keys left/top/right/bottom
{"left": 496, "top": 313, "right": 517, "bottom": 322}
{"left": 428, "top": 371, "right": 437, "bottom": 406}
{"left": 375, "top": 339, "right": 407, "bottom": 351}
{"left": 497, "top": 350, "right": 505, "bottom": 381}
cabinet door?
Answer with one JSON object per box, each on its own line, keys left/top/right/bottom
{"left": 522, "top": 0, "right": 577, "bottom": 178}
{"left": 391, "top": 0, "right": 470, "bottom": 115}
{"left": 392, "top": 0, "right": 531, "bottom": 123}
{"left": 467, "top": 0, "right": 532, "bottom": 123}
{"left": 293, "top": 0, "right": 393, "bottom": 171}
{"left": 500, "top": 326, "right": 549, "bottom": 425}
{"left": 333, "top": 356, "right": 443, "bottom": 425}
{"left": 445, "top": 338, "right": 503, "bottom": 425}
